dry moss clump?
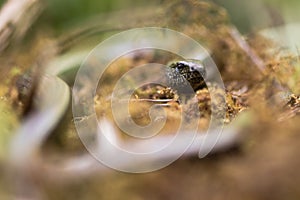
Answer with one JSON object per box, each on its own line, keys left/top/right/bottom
{"left": 91, "top": 0, "right": 300, "bottom": 138}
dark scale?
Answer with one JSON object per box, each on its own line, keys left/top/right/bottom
{"left": 166, "top": 61, "right": 206, "bottom": 95}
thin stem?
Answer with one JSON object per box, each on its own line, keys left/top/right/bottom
{"left": 229, "top": 26, "right": 267, "bottom": 74}
{"left": 0, "top": 0, "right": 44, "bottom": 52}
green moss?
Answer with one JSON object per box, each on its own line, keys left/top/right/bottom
{"left": 0, "top": 100, "right": 18, "bottom": 160}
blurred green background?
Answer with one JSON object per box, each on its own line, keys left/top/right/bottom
{"left": 43, "top": 0, "right": 300, "bottom": 33}
{"left": 41, "top": 0, "right": 160, "bottom": 31}
{"left": 214, "top": 0, "right": 300, "bottom": 33}
{"left": 0, "top": 0, "right": 300, "bottom": 33}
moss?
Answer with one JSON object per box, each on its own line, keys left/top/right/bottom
{"left": 0, "top": 100, "right": 18, "bottom": 160}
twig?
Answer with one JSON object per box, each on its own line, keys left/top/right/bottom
{"left": 0, "top": 0, "right": 44, "bottom": 52}
{"left": 229, "top": 26, "right": 267, "bottom": 74}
